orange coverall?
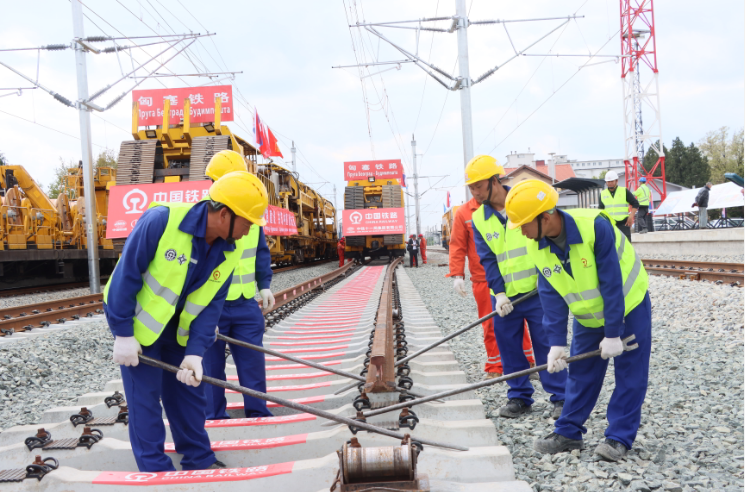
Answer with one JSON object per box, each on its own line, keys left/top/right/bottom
{"left": 419, "top": 236, "right": 427, "bottom": 264}
{"left": 446, "top": 198, "right": 535, "bottom": 373}
{"left": 337, "top": 240, "right": 346, "bottom": 268}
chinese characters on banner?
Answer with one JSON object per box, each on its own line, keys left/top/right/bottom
{"left": 263, "top": 205, "right": 298, "bottom": 236}
{"left": 132, "top": 85, "right": 234, "bottom": 126}
{"left": 344, "top": 160, "right": 403, "bottom": 181}
{"left": 342, "top": 208, "right": 405, "bottom": 236}
{"left": 92, "top": 462, "right": 295, "bottom": 485}
{"left": 106, "top": 181, "right": 298, "bottom": 239}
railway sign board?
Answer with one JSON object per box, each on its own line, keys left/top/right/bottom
{"left": 133, "top": 85, "right": 234, "bottom": 126}
{"left": 342, "top": 208, "right": 405, "bottom": 236}
{"left": 344, "top": 159, "right": 403, "bottom": 182}
{"left": 106, "top": 181, "right": 297, "bottom": 238}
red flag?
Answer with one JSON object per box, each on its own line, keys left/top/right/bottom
{"left": 255, "top": 111, "right": 271, "bottom": 159}
{"left": 267, "top": 128, "right": 283, "bottom": 158}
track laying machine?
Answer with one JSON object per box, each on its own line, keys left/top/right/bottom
{"left": 117, "top": 96, "right": 337, "bottom": 265}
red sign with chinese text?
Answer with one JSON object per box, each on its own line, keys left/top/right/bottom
{"left": 342, "top": 208, "right": 405, "bottom": 236}
{"left": 344, "top": 159, "right": 403, "bottom": 181}
{"left": 132, "top": 85, "right": 234, "bottom": 126}
{"left": 105, "top": 182, "right": 298, "bottom": 238}
{"left": 92, "top": 462, "right": 294, "bottom": 485}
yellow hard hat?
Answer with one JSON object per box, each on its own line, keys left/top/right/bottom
{"left": 205, "top": 150, "right": 247, "bottom": 181}
{"left": 209, "top": 171, "right": 269, "bottom": 226}
{"left": 464, "top": 155, "right": 505, "bottom": 185}
{"left": 504, "top": 179, "right": 559, "bottom": 229}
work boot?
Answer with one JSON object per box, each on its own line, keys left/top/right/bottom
{"left": 485, "top": 371, "right": 503, "bottom": 380}
{"left": 206, "top": 460, "right": 227, "bottom": 469}
{"left": 498, "top": 398, "right": 531, "bottom": 418}
{"left": 534, "top": 432, "right": 583, "bottom": 454}
{"left": 551, "top": 401, "right": 564, "bottom": 420}
{"left": 595, "top": 438, "right": 628, "bottom": 462}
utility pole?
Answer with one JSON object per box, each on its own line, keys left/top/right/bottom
{"left": 455, "top": 0, "right": 474, "bottom": 201}
{"left": 71, "top": 0, "right": 100, "bottom": 294}
{"left": 291, "top": 141, "right": 297, "bottom": 173}
{"left": 412, "top": 135, "right": 421, "bottom": 236}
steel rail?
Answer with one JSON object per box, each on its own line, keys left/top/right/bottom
{"left": 642, "top": 259, "right": 744, "bottom": 285}
{"left": 0, "top": 293, "right": 102, "bottom": 319}
{"left": 138, "top": 354, "right": 468, "bottom": 452}
{"left": 361, "top": 335, "right": 639, "bottom": 418}
{"left": 0, "top": 300, "right": 103, "bottom": 335}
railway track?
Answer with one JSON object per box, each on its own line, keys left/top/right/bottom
{"left": 642, "top": 259, "right": 744, "bottom": 286}
{"left": 0, "top": 260, "right": 527, "bottom": 490}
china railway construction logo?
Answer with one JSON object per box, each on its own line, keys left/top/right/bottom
{"left": 349, "top": 211, "right": 363, "bottom": 224}
{"left": 124, "top": 472, "right": 157, "bottom": 482}
{"left": 122, "top": 188, "right": 148, "bottom": 215}
{"left": 212, "top": 271, "right": 221, "bottom": 281}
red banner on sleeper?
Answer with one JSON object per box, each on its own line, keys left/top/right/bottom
{"left": 106, "top": 182, "right": 297, "bottom": 238}
{"left": 342, "top": 208, "right": 405, "bottom": 236}
{"left": 344, "top": 159, "right": 403, "bottom": 181}
{"left": 132, "top": 85, "right": 234, "bottom": 126}
{"left": 92, "top": 462, "right": 294, "bottom": 485}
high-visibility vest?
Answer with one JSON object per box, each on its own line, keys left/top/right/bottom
{"left": 633, "top": 184, "right": 651, "bottom": 207}
{"left": 227, "top": 225, "right": 260, "bottom": 301}
{"left": 103, "top": 202, "right": 239, "bottom": 347}
{"left": 527, "top": 209, "right": 648, "bottom": 328}
{"left": 471, "top": 204, "right": 538, "bottom": 298}
{"left": 600, "top": 187, "right": 631, "bottom": 220}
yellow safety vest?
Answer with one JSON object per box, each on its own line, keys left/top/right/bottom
{"left": 600, "top": 187, "right": 631, "bottom": 220}
{"left": 633, "top": 184, "right": 651, "bottom": 207}
{"left": 471, "top": 204, "right": 538, "bottom": 298}
{"left": 527, "top": 209, "right": 648, "bottom": 328}
{"left": 103, "top": 202, "right": 239, "bottom": 347}
{"left": 227, "top": 225, "right": 260, "bottom": 301}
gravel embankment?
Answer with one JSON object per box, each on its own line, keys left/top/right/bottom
{"left": 407, "top": 249, "right": 744, "bottom": 492}
{"left": 639, "top": 254, "right": 744, "bottom": 264}
{"left": 0, "top": 287, "right": 92, "bottom": 309}
{"left": 0, "top": 262, "right": 341, "bottom": 432}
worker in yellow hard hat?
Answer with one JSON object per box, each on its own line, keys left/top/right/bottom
{"left": 504, "top": 179, "right": 651, "bottom": 462}
{"left": 202, "top": 151, "right": 277, "bottom": 420}
{"left": 102, "top": 169, "right": 268, "bottom": 472}
{"left": 466, "top": 155, "right": 566, "bottom": 420}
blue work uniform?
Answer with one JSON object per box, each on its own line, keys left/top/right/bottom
{"left": 104, "top": 201, "right": 233, "bottom": 472}
{"left": 474, "top": 201, "right": 566, "bottom": 406}
{"left": 538, "top": 209, "right": 652, "bottom": 449}
{"left": 203, "top": 228, "right": 274, "bottom": 419}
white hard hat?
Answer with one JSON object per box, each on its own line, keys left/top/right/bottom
{"left": 605, "top": 171, "right": 619, "bottom": 181}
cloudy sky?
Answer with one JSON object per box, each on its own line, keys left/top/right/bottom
{"left": 1, "top": 0, "right": 742, "bottom": 232}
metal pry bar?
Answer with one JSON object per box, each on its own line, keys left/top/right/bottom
{"left": 137, "top": 354, "right": 468, "bottom": 452}
{"left": 362, "top": 335, "right": 639, "bottom": 419}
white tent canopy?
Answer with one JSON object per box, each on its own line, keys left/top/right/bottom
{"left": 654, "top": 182, "right": 744, "bottom": 216}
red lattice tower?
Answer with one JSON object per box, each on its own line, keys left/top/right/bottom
{"left": 620, "top": 0, "right": 666, "bottom": 202}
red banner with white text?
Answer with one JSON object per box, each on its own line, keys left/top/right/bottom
{"left": 344, "top": 159, "right": 403, "bottom": 182}
{"left": 106, "top": 181, "right": 297, "bottom": 239}
{"left": 132, "top": 85, "right": 234, "bottom": 126}
{"left": 342, "top": 208, "right": 405, "bottom": 236}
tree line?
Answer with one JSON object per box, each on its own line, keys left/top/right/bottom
{"left": 643, "top": 126, "right": 744, "bottom": 189}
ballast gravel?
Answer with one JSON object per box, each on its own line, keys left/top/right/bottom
{"left": 406, "top": 249, "right": 744, "bottom": 492}
{"left": 0, "top": 287, "right": 92, "bottom": 309}
{"left": 0, "top": 262, "right": 341, "bottom": 432}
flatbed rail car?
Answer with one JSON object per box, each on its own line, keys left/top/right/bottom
{"left": 115, "top": 98, "right": 337, "bottom": 266}
{"left": 0, "top": 165, "right": 118, "bottom": 290}
{"left": 343, "top": 177, "right": 406, "bottom": 261}
{"left": 441, "top": 205, "right": 460, "bottom": 251}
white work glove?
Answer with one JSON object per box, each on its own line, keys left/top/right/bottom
{"left": 260, "top": 289, "right": 275, "bottom": 310}
{"left": 599, "top": 337, "right": 624, "bottom": 359}
{"left": 176, "top": 355, "right": 203, "bottom": 387}
{"left": 453, "top": 277, "right": 467, "bottom": 297}
{"left": 494, "top": 293, "right": 514, "bottom": 317}
{"left": 112, "top": 336, "right": 142, "bottom": 367}
{"left": 547, "top": 346, "right": 568, "bottom": 373}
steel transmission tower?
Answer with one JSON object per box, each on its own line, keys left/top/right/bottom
{"left": 620, "top": 0, "right": 666, "bottom": 201}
